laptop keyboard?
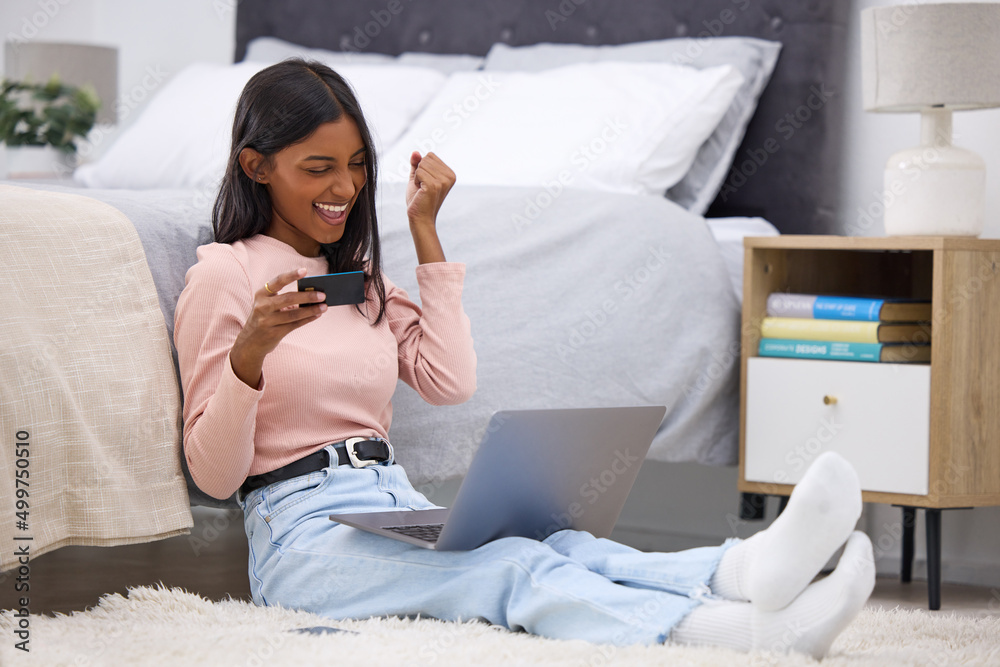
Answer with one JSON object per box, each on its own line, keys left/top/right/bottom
{"left": 383, "top": 523, "right": 444, "bottom": 543}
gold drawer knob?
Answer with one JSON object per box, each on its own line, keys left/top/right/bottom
{"left": 823, "top": 395, "right": 838, "bottom": 405}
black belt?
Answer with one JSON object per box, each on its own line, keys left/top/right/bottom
{"left": 238, "top": 437, "right": 394, "bottom": 499}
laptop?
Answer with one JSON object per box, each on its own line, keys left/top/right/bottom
{"left": 328, "top": 405, "right": 666, "bottom": 550}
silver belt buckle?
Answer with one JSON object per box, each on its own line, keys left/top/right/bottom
{"left": 344, "top": 436, "right": 394, "bottom": 468}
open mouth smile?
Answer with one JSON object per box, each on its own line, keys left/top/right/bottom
{"left": 314, "top": 201, "right": 349, "bottom": 225}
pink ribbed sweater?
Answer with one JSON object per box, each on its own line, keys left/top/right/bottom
{"left": 173, "top": 234, "right": 477, "bottom": 499}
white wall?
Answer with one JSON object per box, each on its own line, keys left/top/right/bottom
{"left": 4, "top": 0, "right": 998, "bottom": 591}
{"left": 1, "top": 0, "right": 98, "bottom": 56}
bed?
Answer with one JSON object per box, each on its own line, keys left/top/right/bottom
{"left": 0, "top": 0, "right": 850, "bottom": 568}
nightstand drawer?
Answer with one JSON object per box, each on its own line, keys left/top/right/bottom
{"left": 745, "top": 357, "right": 930, "bottom": 495}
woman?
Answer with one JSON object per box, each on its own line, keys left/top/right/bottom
{"left": 174, "top": 59, "right": 875, "bottom": 658}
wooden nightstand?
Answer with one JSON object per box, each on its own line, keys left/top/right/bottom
{"left": 738, "top": 235, "right": 1000, "bottom": 610}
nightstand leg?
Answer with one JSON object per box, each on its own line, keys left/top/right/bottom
{"left": 926, "top": 508, "right": 942, "bottom": 611}
{"left": 738, "top": 493, "right": 767, "bottom": 521}
{"left": 901, "top": 506, "right": 916, "bottom": 583}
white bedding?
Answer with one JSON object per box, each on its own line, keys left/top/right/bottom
{"left": 374, "top": 184, "right": 744, "bottom": 487}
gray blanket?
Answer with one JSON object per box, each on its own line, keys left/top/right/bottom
{"left": 376, "top": 184, "right": 741, "bottom": 491}
{"left": 11, "top": 181, "right": 740, "bottom": 506}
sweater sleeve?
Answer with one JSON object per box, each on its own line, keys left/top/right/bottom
{"left": 173, "top": 244, "right": 263, "bottom": 499}
{"left": 387, "top": 262, "right": 477, "bottom": 406}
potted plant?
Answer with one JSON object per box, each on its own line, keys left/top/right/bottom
{"left": 0, "top": 75, "right": 100, "bottom": 178}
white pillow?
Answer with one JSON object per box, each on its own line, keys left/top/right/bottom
{"left": 75, "top": 61, "right": 447, "bottom": 190}
{"left": 244, "top": 36, "right": 395, "bottom": 66}
{"left": 482, "top": 39, "right": 780, "bottom": 214}
{"left": 379, "top": 61, "right": 743, "bottom": 195}
{"left": 244, "top": 36, "right": 485, "bottom": 73}
{"left": 396, "top": 52, "right": 484, "bottom": 73}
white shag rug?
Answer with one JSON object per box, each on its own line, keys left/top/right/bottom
{"left": 1, "top": 585, "right": 998, "bottom": 666}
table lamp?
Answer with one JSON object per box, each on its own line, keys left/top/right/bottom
{"left": 861, "top": 3, "right": 1000, "bottom": 236}
{"left": 2, "top": 41, "right": 117, "bottom": 178}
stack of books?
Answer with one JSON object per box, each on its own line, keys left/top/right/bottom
{"left": 758, "top": 293, "right": 932, "bottom": 363}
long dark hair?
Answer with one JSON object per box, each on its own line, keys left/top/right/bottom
{"left": 213, "top": 59, "right": 386, "bottom": 325}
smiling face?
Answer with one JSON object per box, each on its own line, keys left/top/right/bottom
{"left": 254, "top": 118, "right": 368, "bottom": 257}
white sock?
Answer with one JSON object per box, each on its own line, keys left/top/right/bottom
{"left": 670, "top": 599, "right": 754, "bottom": 652}
{"left": 720, "top": 451, "right": 862, "bottom": 610}
{"left": 752, "top": 531, "right": 875, "bottom": 658}
{"left": 709, "top": 537, "right": 756, "bottom": 601}
{"left": 673, "top": 531, "right": 875, "bottom": 659}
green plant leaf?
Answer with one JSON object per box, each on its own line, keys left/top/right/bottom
{"left": 0, "top": 77, "right": 97, "bottom": 152}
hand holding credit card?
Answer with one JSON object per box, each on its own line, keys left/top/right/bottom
{"left": 297, "top": 271, "right": 365, "bottom": 307}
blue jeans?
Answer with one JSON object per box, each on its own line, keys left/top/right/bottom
{"left": 237, "top": 443, "right": 733, "bottom": 646}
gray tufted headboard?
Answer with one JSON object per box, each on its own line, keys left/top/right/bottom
{"left": 235, "top": 1, "right": 849, "bottom": 235}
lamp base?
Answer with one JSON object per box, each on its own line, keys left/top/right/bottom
{"left": 883, "top": 146, "right": 985, "bottom": 237}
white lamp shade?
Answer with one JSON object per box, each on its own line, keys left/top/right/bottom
{"left": 861, "top": 3, "right": 1000, "bottom": 112}
{"left": 4, "top": 41, "right": 118, "bottom": 125}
